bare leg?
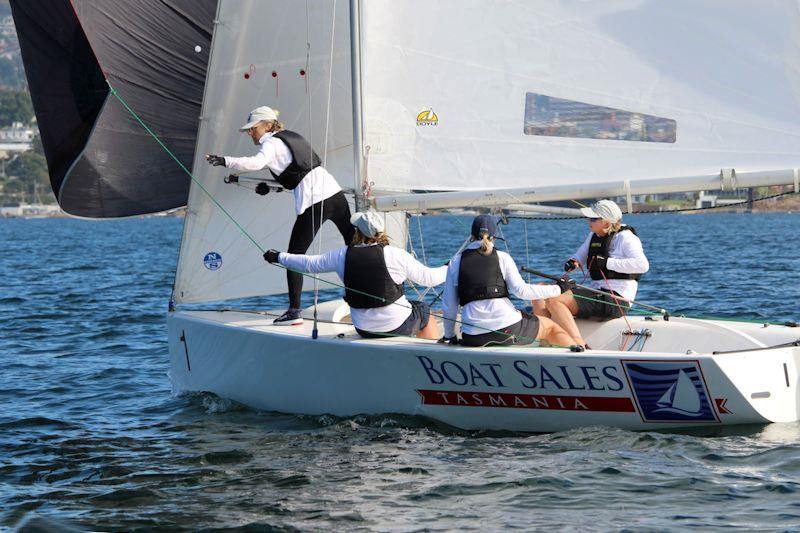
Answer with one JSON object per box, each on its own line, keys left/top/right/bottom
{"left": 532, "top": 299, "right": 550, "bottom": 318}
{"left": 417, "top": 317, "right": 441, "bottom": 340}
{"left": 546, "top": 298, "right": 586, "bottom": 347}
{"left": 536, "top": 316, "right": 579, "bottom": 347}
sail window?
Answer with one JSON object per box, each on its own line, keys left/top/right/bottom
{"left": 524, "top": 93, "right": 676, "bottom": 143}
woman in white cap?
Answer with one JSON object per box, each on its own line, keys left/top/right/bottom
{"left": 533, "top": 199, "right": 649, "bottom": 347}
{"left": 206, "top": 106, "right": 353, "bottom": 325}
{"left": 441, "top": 215, "right": 579, "bottom": 348}
{"left": 263, "top": 210, "right": 446, "bottom": 339}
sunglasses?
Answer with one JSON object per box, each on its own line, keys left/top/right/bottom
{"left": 588, "top": 217, "right": 601, "bottom": 222}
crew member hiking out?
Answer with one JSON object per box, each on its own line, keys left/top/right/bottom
{"left": 206, "top": 106, "right": 354, "bottom": 325}
{"left": 263, "top": 210, "right": 447, "bottom": 339}
{"left": 533, "top": 199, "right": 649, "bottom": 348}
{"left": 441, "top": 215, "right": 579, "bottom": 348}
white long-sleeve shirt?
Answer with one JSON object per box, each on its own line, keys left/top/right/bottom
{"left": 224, "top": 132, "right": 342, "bottom": 215}
{"left": 442, "top": 242, "right": 561, "bottom": 338}
{"left": 279, "top": 244, "right": 447, "bottom": 333}
{"left": 572, "top": 227, "right": 649, "bottom": 301}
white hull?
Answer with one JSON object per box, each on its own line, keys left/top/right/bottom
{"left": 167, "top": 302, "right": 800, "bottom": 432}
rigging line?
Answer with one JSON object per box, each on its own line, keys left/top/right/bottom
{"left": 108, "top": 85, "right": 264, "bottom": 253}
{"left": 523, "top": 219, "right": 531, "bottom": 283}
{"left": 109, "top": 85, "right": 560, "bottom": 346}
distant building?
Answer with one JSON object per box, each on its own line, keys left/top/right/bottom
{"left": 0, "top": 122, "right": 35, "bottom": 156}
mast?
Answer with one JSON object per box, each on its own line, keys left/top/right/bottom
{"left": 349, "top": 0, "right": 366, "bottom": 211}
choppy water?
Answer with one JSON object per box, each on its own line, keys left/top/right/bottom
{"left": 1, "top": 213, "right": 799, "bottom": 531}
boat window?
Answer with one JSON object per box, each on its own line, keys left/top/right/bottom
{"left": 524, "top": 92, "right": 676, "bottom": 143}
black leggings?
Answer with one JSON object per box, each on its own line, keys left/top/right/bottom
{"left": 287, "top": 191, "right": 354, "bottom": 309}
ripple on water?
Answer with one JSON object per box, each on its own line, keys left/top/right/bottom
{"left": 2, "top": 215, "right": 800, "bottom": 530}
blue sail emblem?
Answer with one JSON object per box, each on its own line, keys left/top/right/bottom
{"left": 622, "top": 361, "right": 719, "bottom": 422}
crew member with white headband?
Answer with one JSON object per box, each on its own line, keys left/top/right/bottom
{"left": 263, "top": 210, "right": 447, "bottom": 339}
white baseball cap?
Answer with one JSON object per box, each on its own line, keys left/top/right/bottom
{"left": 239, "top": 106, "right": 279, "bottom": 131}
{"left": 350, "top": 210, "right": 385, "bottom": 238}
{"left": 580, "top": 199, "right": 623, "bottom": 223}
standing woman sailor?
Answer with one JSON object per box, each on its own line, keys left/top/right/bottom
{"left": 206, "top": 106, "right": 354, "bottom": 325}
{"left": 534, "top": 199, "right": 649, "bottom": 347}
{"left": 263, "top": 211, "right": 447, "bottom": 339}
{"left": 442, "top": 215, "right": 579, "bottom": 348}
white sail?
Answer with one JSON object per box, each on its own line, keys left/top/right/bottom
{"left": 174, "top": 0, "right": 405, "bottom": 304}
{"left": 359, "top": 0, "right": 800, "bottom": 194}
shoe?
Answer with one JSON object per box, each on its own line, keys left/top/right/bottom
{"left": 273, "top": 309, "right": 304, "bottom": 326}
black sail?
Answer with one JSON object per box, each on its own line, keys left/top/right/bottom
{"left": 10, "top": 0, "right": 217, "bottom": 218}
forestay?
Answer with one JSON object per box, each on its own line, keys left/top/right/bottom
{"left": 359, "top": 0, "right": 800, "bottom": 194}
{"left": 174, "top": 0, "right": 406, "bottom": 304}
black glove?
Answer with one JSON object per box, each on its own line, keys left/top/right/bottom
{"left": 437, "top": 336, "right": 460, "bottom": 345}
{"left": 557, "top": 277, "right": 576, "bottom": 294}
{"left": 564, "top": 258, "right": 578, "bottom": 272}
{"left": 263, "top": 249, "right": 280, "bottom": 263}
{"left": 206, "top": 154, "right": 226, "bottom": 167}
{"left": 593, "top": 255, "right": 608, "bottom": 271}
{"left": 255, "top": 182, "right": 270, "bottom": 196}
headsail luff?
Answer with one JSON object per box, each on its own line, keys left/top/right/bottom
{"left": 173, "top": 0, "right": 407, "bottom": 304}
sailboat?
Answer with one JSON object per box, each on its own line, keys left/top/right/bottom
{"left": 12, "top": 0, "right": 800, "bottom": 431}
{"left": 654, "top": 370, "right": 702, "bottom": 417}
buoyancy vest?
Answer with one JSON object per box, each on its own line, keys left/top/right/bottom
{"left": 269, "top": 130, "right": 322, "bottom": 190}
{"left": 588, "top": 226, "right": 643, "bottom": 281}
{"left": 457, "top": 248, "right": 510, "bottom": 305}
{"left": 343, "top": 245, "right": 405, "bottom": 309}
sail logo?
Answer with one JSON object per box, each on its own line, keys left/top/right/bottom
{"left": 203, "top": 252, "right": 222, "bottom": 270}
{"left": 622, "top": 360, "right": 719, "bottom": 423}
{"left": 416, "top": 108, "right": 438, "bottom": 126}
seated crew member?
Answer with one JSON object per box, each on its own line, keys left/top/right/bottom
{"left": 534, "top": 199, "right": 649, "bottom": 348}
{"left": 263, "top": 210, "right": 447, "bottom": 339}
{"left": 441, "top": 215, "right": 579, "bottom": 348}
{"left": 206, "top": 105, "right": 354, "bottom": 326}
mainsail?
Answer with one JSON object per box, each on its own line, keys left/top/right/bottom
{"left": 357, "top": 0, "right": 800, "bottom": 200}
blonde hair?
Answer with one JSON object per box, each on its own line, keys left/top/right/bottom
{"left": 477, "top": 233, "right": 494, "bottom": 256}
{"left": 352, "top": 228, "right": 390, "bottom": 246}
{"left": 259, "top": 119, "right": 284, "bottom": 132}
{"left": 606, "top": 221, "right": 622, "bottom": 234}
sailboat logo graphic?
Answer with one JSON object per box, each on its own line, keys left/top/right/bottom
{"left": 622, "top": 361, "right": 719, "bottom": 423}
{"left": 654, "top": 370, "right": 702, "bottom": 416}
{"left": 416, "top": 108, "right": 439, "bottom": 126}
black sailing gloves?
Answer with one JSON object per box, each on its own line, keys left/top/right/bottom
{"left": 564, "top": 258, "right": 578, "bottom": 272}
{"left": 255, "top": 182, "right": 270, "bottom": 196}
{"left": 205, "top": 154, "right": 226, "bottom": 167}
{"left": 557, "top": 276, "right": 577, "bottom": 293}
{"left": 263, "top": 249, "right": 280, "bottom": 264}
{"left": 438, "top": 336, "right": 461, "bottom": 345}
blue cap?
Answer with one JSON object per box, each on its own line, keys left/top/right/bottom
{"left": 471, "top": 215, "right": 499, "bottom": 239}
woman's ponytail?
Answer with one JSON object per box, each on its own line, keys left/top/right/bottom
{"left": 478, "top": 233, "right": 494, "bottom": 256}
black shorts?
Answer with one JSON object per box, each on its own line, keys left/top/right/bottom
{"left": 573, "top": 287, "right": 630, "bottom": 319}
{"left": 461, "top": 312, "right": 540, "bottom": 347}
{"left": 356, "top": 300, "right": 431, "bottom": 339}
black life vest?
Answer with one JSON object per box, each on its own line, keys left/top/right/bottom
{"left": 269, "top": 130, "right": 322, "bottom": 190}
{"left": 457, "top": 248, "right": 509, "bottom": 305}
{"left": 588, "top": 225, "right": 643, "bottom": 281}
{"left": 343, "top": 244, "right": 405, "bottom": 309}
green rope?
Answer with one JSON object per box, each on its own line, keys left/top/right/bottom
{"left": 108, "top": 83, "right": 555, "bottom": 347}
